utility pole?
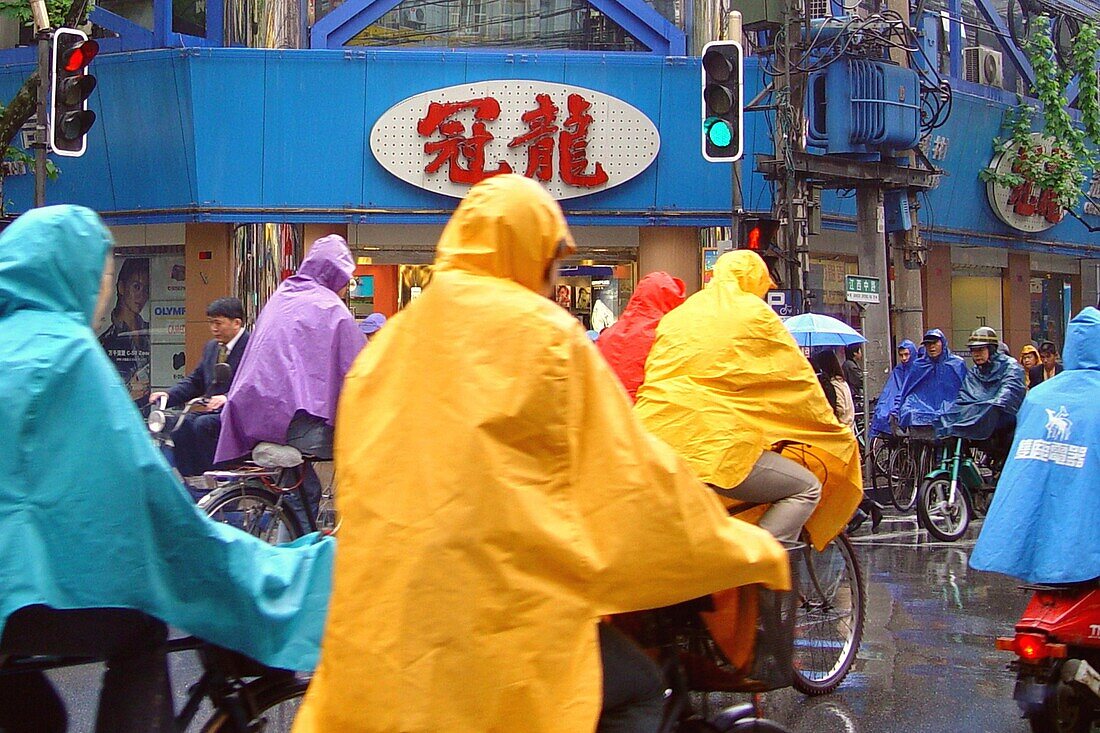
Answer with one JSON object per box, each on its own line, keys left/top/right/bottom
{"left": 856, "top": 187, "right": 890, "bottom": 398}
{"left": 728, "top": 11, "right": 743, "bottom": 252}
{"left": 31, "top": 0, "right": 50, "bottom": 208}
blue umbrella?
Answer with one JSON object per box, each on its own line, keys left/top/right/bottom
{"left": 783, "top": 313, "right": 867, "bottom": 348}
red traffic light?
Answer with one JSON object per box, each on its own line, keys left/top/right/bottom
{"left": 62, "top": 39, "right": 98, "bottom": 72}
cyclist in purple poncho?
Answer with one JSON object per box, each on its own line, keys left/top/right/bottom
{"left": 215, "top": 235, "right": 365, "bottom": 511}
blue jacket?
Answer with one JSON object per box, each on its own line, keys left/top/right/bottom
{"left": 0, "top": 206, "right": 333, "bottom": 670}
{"left": 166, "top": 332, "right": 250, "bottom": 407}
{"left": 895, "top": 329, "right": 967, "bottom": 429}
{"left": 870, "top": 339, "right": 916, "bottom": 437}
{"left": 970, "top": 307, "right": 1100, "bottom": 584}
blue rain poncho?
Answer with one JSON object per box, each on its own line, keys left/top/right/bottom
{"left": 895, "top": 329, "right": 967, "bottom": 429}
{"left": 970, "top": 307, "right": 1100, "bottom": 584}
{"left": 935, "top": 350, "right": 1025, "bottom": 440}
{"left": 870, "top": 339, "right": 916, "bottom": 437}
{"left": 0, "top": 206, "right": 333, "bottom": 670}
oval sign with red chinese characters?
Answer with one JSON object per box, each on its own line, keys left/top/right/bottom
{"left": 370, "top": 80, "right": 660, "bottom": 200}
{"left": 985, "top": 132, "right": 1064, "bottom": 233}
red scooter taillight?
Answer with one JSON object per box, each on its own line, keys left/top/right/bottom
{"left": 996, "top": 633, "right": 1068, "bottom": 662}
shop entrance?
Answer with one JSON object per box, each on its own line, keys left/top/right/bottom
{"left": 951, "top": 270, "right": 1003, "bottom": 354}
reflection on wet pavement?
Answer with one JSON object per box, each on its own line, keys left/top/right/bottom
{"left": 703, "top": 513, "right": 1032, "bottom": 732}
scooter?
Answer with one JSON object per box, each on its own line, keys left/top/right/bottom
{"left": 995, "top": 583, "right": 1100, "bottom": 733}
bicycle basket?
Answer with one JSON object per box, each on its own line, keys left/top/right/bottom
{"left": 621, "top": 543, "right": 800, "bottom": 693}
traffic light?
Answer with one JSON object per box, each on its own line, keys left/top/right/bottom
{"left": 701, "top": 40, "right": 743, "bottom": 162}
{"left": 50, "top": 27, "right": 98, "bottom": 157}
{"left": 739, "top": 216, "right": 781, "bottom": 250}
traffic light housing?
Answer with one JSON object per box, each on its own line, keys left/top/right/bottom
{"left": 739, "top": 216, "right": 781, "bottom": 251}
{"left": 50, "top": 27, "right": 98, "bottom": 157}
{"left": 701, "top": 40, "right": 743, "bottom": 162}
{"left": 739, "top": 216, "right": 783, "bottom": 286}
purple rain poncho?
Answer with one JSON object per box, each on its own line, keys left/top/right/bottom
{"left": 215, "top": 236, "right": 365, "bottom": 463}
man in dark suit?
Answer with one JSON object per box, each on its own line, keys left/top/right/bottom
{"left": 1027, "top": 340, "right": 1064, "bottom": 387}
{"left": 150, "top": 297, "right": 249, "bottom": 483}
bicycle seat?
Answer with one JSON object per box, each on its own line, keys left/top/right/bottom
{"left": 252, "top": 443, "right": 304, "bottom": 468}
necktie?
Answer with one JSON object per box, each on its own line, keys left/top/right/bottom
{"left": 217, "top": 343, "right": 229, "bottom": 364}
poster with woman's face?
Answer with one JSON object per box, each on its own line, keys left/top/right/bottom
{"left": 97, "top": 256, "right": 151, "bottom": 404}
{"left": 555, "top": 284, "right": 573, "bottom": 309}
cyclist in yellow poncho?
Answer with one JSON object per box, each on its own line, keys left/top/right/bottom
{"left": 292, "top": 175, "right": 789, "bottom": 733}
{"left": 635, "top": 250, "right": 862, "bottom": 550}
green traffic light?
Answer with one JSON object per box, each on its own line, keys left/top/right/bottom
{"left": 705, "top": 117, "right": 733, "bottom": 148}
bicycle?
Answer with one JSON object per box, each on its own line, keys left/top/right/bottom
{"left": 0, "top": 636, "right": 307, "bottom": 732}
{"left": 198, "top": 443, "right": 336, "bottom": 544}
{"left": 726, "top": 444, "right": 867, "bottom": 695}
{"left": 886, "top": 425, "right": 939, "bottom": 513}
{"left": 915, "top": 436, "right": 999, "bottom": 542}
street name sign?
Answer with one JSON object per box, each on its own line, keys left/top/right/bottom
{"left": 845, "top": 275, "right": 880, "bottom": 304}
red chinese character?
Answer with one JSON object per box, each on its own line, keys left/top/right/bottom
{"left": 559, "top": 94, "right": 608, "bottom": 188}
{"left": 417, "top": 98, "right": 512, "bottom": 185}
{"left": 1007, "top": 179, "right": 1038, "bottom": 216}
{"left": 508, "top": 94, "right": 560, "bottom": 182}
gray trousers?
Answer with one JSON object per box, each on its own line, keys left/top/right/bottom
{"left": 714, "top": 451, "right": 822, "bottom": 542}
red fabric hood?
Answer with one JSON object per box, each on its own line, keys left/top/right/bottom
{"left": 597, "top": 272, "right": 686, "bottom": 401}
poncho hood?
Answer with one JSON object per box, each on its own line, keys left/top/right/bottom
{"left": 0, "top": 205, "right": 112, "bottom": 324}
{"left": 713, "top": 249, "right": 776, "bottom": 297}
{"left": 596, "top": 271, "right": 686, "bottom": 401}
{"left": 434, "top": 174, "right": 576, "bottom": 292}
{"left": 634, "top": 252, "right": 862, "bottom": 550}
{"left": 215, "top": 235, "right": 365, "bottom": 462}
{"left": 295, "top": 234, "right": 355, "bottom": 293}
{"left": 970, "top": 307, "right": 1100, "bottom": 583}
{"left": 0, "top": 207, "right": 333, "bottom": 671}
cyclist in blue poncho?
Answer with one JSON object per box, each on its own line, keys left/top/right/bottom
{"left": 970, "top": 307, "right": 1100, "bottom": 584}
{"left": 870, "top": 339, "right": 916, "bottom": 437}
{"left": 894, "top": 328, "right": 967, "bottom": 430}
{"left": 935, "top": 327, "right": 1026, "bottom": 466}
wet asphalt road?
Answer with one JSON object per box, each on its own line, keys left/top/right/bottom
{"left": 49, "top": 511, "right": 1031, "bottom": 732}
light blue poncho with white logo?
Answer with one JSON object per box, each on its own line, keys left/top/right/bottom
{"left": 970, "top": 307, "right": 1100, "bottom": 584}
{"left": 0, "top": 205, "right": 333, "bottom": 670}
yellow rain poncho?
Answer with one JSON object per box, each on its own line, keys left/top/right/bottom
{"left": 635, "top": 250, "right": 862, "bottom": 550}
{"left": 294, "top": 175, "right": 788, "bottom": 733}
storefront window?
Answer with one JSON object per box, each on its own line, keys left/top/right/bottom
{"left": 558, "top": 264, "right": 633, "bottom": 331}
{"left": 1031, "top": 275, "right": 1071, "bottom": 350}
{"left": 93, "top": 246, "right": 186, "bottom": 405}
{"left": 349, "top": 0, "right": 648, "bottom": 51}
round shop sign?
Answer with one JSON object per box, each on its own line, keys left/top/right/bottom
{"left": 985, "top": 132, "right": 1064, "bottom": 233}
{"left": 370, "top": 80, "right": 660, "bottom": 201}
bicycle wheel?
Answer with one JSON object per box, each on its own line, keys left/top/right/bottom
{"left": 792, "top": 534, "right": 865, "bottom": 695}
{"left": 200, "top": 675, "right": 309, "bottom": 732}
{"left": 888, "top": 444, "right": 918, "bottom": 512}
{"left": 916, "top": 477, "right": 972, "bottom": 542}
{"left": 869, "top": 436, "right": 890, "bottom": 479}
{"left": 201, "top": 483, "right": 304, "bottom": 544}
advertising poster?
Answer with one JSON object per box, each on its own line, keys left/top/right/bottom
{"left": 94, "top": 251, "right": 185, "bottom": 404}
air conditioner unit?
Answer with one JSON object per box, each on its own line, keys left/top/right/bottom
{"left": 403, "top": 7, "right": 426, "bottom": 28}
{"left": 964, "top": 46, "right": 1003, "bottom": 88}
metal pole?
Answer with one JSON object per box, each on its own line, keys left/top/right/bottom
{"left": 32, "top": 0, "right": 50, "bottom": 208}
{"left": 728, "top": 11, "right": 743, "bottom": 250}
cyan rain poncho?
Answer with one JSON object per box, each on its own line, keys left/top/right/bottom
{"left": 596, "top": 271, "right": 686, "bottom": 401}
{"left": 935, "top": 350, "right": 1025, "bottom": 440}
{"left": 216, "top": 235, "right": 364, "bottom": 463}
{"left": 870, "top": 338, "right": 917, "bottom": 437}
{"left": 970, "top": 307, "right": 1100, "bottom": 584}
{"left": 0, "top": 206, "right": 333, "bottom": 670}
{"left": 895, "top": 329, "right": 967, "bottom": 429}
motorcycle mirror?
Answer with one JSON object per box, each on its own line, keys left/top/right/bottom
{"left": 213, "top": 362, "right": 232, "bottom": 388}
{"left": 148, "top": 410, "right": 166, "bottom": 434}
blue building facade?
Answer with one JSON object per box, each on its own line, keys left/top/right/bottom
{"left": 0, "top": 0, "right": 1096, "bottom": 393}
